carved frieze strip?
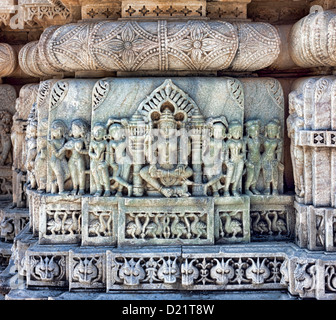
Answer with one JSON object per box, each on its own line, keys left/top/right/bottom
{"left": 120, "top": 1, "right": 207, "bottom": 18}
{"left": 18, "top": 19, "right": 281, "bottom": 74}
{"left": 31, "top": 191, "right": 295, "bottom": 246}
{"left": 297, "top": 130, "right": 336, "bottom": 147}
{"left": 119, "top": 197, "right": 215, "bottom": 246}
{"left": 20, "top": 242, "right": 336, "bottom": 298}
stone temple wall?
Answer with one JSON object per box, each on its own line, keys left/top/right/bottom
{"left": 1, "top": 0, "right": 336, "bottom": 301}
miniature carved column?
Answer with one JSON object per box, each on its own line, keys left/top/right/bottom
{"left": 128, "top": 111, "right": 147, "bottom": 197}
{"left": 189, "top": 108, "right": 205, "bottom": 196}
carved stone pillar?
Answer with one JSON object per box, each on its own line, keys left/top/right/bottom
{"left": 288, "top": 76, "right": 336, "bottom": 252}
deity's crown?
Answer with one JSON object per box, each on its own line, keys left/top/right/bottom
{"left": 158, "top": 107, "right": 176, "bottom": 126}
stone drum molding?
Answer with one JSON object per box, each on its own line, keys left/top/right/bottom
{"left": 18, "top": 19, "right": 281, "bottom": 75}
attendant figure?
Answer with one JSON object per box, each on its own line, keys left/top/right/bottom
{"left": 244, "top": 120, "right": 262, "bottom": 196}
{"left": 223, "top": 121, "right": 245, "bottom": 197}
{"left": 49, "top": 120, "right": 70, "bottom": 194}
{"left": 65, "top": 119, "right": 89, "bottom": 196}
{"left": 89, "top": 123, "right": 110, "bottom": 197}
{"left": 261, "top": 119, "right": 283, "bottom": 196}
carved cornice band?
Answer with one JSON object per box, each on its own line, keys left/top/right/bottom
{"left": 18, "top": 19, "right": 280, "bottom": 76}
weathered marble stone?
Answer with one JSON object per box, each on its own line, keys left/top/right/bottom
{"left": 0, "top": 85, "right": 17, "bottom": 201}
{"left": 11, "top": 84, "right": 39, "bottom": 208}
{"left": 289, "top": 6, "right": 336, "bottom": 68}
{"left": 0, "top": 43, "right": 17, "bottom": 78}
{"left": 18, "top": 19, "right": 281, "bottom": 74}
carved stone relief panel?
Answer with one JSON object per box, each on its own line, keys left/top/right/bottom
{"left": 118, "top": 198, "right": 214, "bottom": 246}
{"left": 26, "top": 250, "right": 68, "bottom": 288}
{"left": 181, "top": 246, "right": 288, "bottom": 290}
{"left": 214, "top": 196, "right": 250, "bottom": 243}
{"left": 69, "top": 250, "right": 106, "bottom": 290}
{"left": 39, "top": 195, "right": 82, "bottom": 244}
{"left": 0, "top": 85, "right": 17, "bottom": 201}
{"left": 250, "top": 195, "right": 294, "bottom": 242}
{"left": 106, "top": 247, "right": 182, "bottom": 291}
{"left": 46, "top": 79, "right": 96, "bottom": 195}
{"left": 12, "top": 84, "right": 39, "bottom": 208}
{"left": 81, "top": 197, "right": 118, "bottom": 246}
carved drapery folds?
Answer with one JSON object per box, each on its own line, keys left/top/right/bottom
{"left": 289, "top": 7, "right": 336, "bottom": 68}
{"left": 18, "top": 19, "right": 280, "bottom": 76}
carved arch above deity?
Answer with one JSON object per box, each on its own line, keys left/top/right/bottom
{"left": 137, "top": 79, "right": 201, "bottom": 126}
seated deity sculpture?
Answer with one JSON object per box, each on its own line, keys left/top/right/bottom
{"left": 64, "top": 119, "right": 90, "bottom": 196}
{"left": 202, "top": 117, "right": 228, "bottom": 197}
{"left": 244, "top": 120, "right": 262, "bottom": 196}
{"left": 89, "top": 123, "right": 111, "bottom": 197}
{"left": 48, "top": 120, "right": 70, "bottom": 194}
{"left": 140, "top": 106, "right": 193, "bottom": 198}
{"left": 223, "top": 120, "right": 245, "bottom": 197}
{"left": 105, "top": 118, "right": 133, "bottom": 197}
{"left": 261, "top": 119, "right": 284, "bottom": 196}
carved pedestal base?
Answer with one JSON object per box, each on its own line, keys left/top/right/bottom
{"left": 6, "top": 226, "right": 336, "bottom": 300}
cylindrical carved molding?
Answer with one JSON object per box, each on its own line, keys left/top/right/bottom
{"left": 0, "top": 43, "right": 18, "bottom": 78}
{"left": 289, "top": 6, "right": 336, "bottom": 68}
{"left": 19, "top": 19, "right": 281, "bottom": 74}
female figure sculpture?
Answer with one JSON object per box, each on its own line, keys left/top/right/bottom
{"left": 65, "top": 119, "right": 89, "bottom": 196}
{"left": 49, "top": 120, "right": 70, "bottom": 194}
{"left": 244, "top": 120, "right": 262, "bottom": 196}
{"left": 261, "top": 119, "right": 283, "bottom": 196}
{"left": 89, "top": 123, "right": 110, "bottom": 197}
{"left": 223, "top": 121, "right": 245, "bottom": 197}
